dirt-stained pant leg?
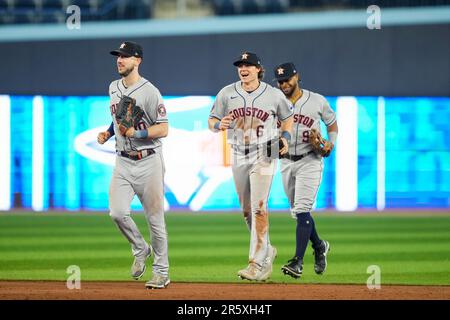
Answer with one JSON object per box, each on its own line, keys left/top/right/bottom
{"left": 134, "top": 152, "right": 169, "bottom": 277}
{"left": 232, "top": 150, "right": 276, "bottom": 266}
{"left": 248, "top": 157, "right": 276, "bottom": 266}
{"left": 231, "top": 162, "right": 252, "bottom": 231}
{"left": 109, "top": 157, "right": 148, "bottom": 258}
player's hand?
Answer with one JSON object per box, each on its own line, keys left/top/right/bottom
{"left": 321, "top": 141, "right": 334, "bottom": 157}
{"left": 125, "top": 127, "right": 135, "bottom": 138}
{"left": 219, "top": 115, "right": 233, "bottom": 130}
{"left": 279, "top": 137, "right": 289, "bottom": 155}
{"left": 97, "top": 131, "right": 111, "bottom": 145}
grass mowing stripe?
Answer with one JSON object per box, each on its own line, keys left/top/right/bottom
{"left": 0, "top": 212, "right": 449, "bottom": 285}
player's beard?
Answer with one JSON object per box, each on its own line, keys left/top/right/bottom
{"left": 119, "top": 66, "right": 134, "bottom": 77}
{"left": 282, "top": 85, "right": 296, "bottom": 98}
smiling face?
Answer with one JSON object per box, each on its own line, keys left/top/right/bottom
{"left": 117, "top": 54, "right": 141, "bottom": 77}
{"left": 237, "top": 63, "right": 260, "bottom": 84}
{"left": 278, "top": 74, "right": 299, "bottom": 97}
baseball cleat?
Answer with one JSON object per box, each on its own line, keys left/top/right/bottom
{"left": 313, "top": 240, "right": 330, "bottom": 275}
{"left": 259, "top": 245, "right": 277, "bottom": 281}
{"left": 237, "top": 262, "right": 262, "bottom": 281}
{"left": 281, "top": 256, "right": 303, "bottom": 279}
{"left": 131, "top": 244, "right": 153, "bottom": 280}
{"left": 282, "top": 268, "right": 300, "bottom": 279}
{"left": 145, "top": 273, "right": 170, "bottom": 289}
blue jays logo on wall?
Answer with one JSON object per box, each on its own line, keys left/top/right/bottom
{"left": 74, "top": 96, "right": 236, "bottom": 211}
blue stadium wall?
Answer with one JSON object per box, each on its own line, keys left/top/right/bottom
{"left": 0, "top": 9, "right": 449, "bottom": 96}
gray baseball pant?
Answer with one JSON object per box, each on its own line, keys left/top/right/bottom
{"left": 109, "top": 151, "right": 169, "bottom": 276}
{"left": 231, "top": 148, "right": 276, "bottom": 267}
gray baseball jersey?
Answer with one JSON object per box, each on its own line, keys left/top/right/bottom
{"left": 210, "top": 81, "right": 293, "bottom": 146}
{"left": 281, "top": 88, "right": 336, "bottom": 216}
{"left": 210, "top": 80, "right": 293, "bottom": 271}
{"left": 289, "top": 89, "right": 336, "bottom": 155}
{"left": 109, "top": 77, "right": 168, "bottom": 152}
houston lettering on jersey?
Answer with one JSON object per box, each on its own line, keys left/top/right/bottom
{"left": 293, "top": 114, "right": 315, "bottom": 128}
{"left": 229, "top": 107, "right": 270, "bottom": 122}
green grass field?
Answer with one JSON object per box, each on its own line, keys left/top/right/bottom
{"left": 0, "top": 212, "right": 449, "bottom": 285}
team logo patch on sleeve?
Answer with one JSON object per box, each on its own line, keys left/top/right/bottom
{"left": 158, "top": 104, "right": 167, "bottom": 117}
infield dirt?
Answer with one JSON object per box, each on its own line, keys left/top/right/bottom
{"left": 0, "top": 281, "right": 449, "bottom": 300}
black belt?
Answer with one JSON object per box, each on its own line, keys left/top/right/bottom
{"left": 284, "top": 150, "right": 315, "bottom": 162}
{"left": 244, "top": 145, "right": 258, "bottom": 155}
{"left": 238, "top": 140, "right": 284, "bottom": 158}
{"left": 232, "top": 144, "right": 260, "bottom": 155}
{"left": 119, "top": 148, "right": 155, "bottom": 161}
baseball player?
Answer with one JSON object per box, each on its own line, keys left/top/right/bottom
{"left": 208, "top": 52, "right": 294, "bottom": 281}
{"left": 97, "top": 41, "right": 170, "bottom": 289}
{"left": 274, "top": 62, "right": 338, "bottom": 279}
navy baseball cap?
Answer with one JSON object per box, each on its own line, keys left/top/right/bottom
{"left": 274, "top": 62, "right": 298, "bottom": 81}
{"left": 110, "top": 41, "right": 143, "bottom": 58}
{"left": 233, "top": 52, "right": 261, "bottom": 67}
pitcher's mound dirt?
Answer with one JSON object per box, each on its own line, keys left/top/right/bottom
{"left": 0, "top": 281, "right": 449, "bottom": 300}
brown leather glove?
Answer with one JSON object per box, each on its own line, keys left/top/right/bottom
{"left": 115, "top": 95, "right": 144, "bottom": 136}
{"left": 309, "top": 128, "right": 333, "bottom": 157}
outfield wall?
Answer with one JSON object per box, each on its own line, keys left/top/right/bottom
{"left": 0, "top": 94, "right": 448, "bottom": 211}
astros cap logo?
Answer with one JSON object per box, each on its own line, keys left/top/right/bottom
{"left": 277, "top": 67, "right": 284, "bottom": 75}
{"left": 241, "top": 53, "right": 249, "bottom": 60}
{"left": 120, "top": 43, "right": 126, "bottom": 49}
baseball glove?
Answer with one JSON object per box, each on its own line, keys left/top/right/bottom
{"left": 309, "top": 128, "right": 332, "bottom": 157}
{"left": 115, "top": 95, "right": 144, "bottom": 135}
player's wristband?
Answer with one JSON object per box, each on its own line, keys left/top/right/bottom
{"left": 328, "top": 131, "right": 337, "bottom": 145}
{"left": 214, "top": 121, "right": 221, "bottom": 131}
{"left": 281, "top": 131, "right": 291, "bottom": 142}
{"left": 133, "top": 129, "right": 149, "bottom": 139}
{"left": 107, "top": 122, "right": 115, "bottom": 138}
